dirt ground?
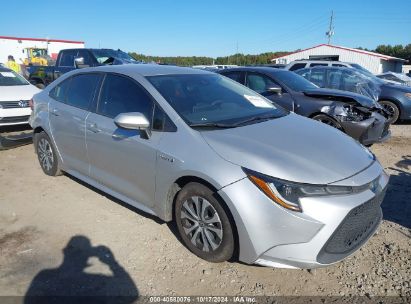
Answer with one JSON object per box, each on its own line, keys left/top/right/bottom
{"left": 0, "top": 124, "right": 410, "bottom": 299}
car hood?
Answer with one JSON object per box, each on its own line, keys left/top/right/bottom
{"left": 303, "top": 88, "right": 379, "bottom": 108}
{"left": 383, "top": 83, "right": 411, "bottom": 93}
{"left": 0, "top": 84, "right": 41, "bottom": 101}
{"left": 201, "top": 114, "right": 374, "bottom": 185}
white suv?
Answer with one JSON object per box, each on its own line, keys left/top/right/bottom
{"left": 285, "top": 60, "right": 373, "bottom": 75}
{"left": 0, "top": 67, "right": 40, "bottom": 126}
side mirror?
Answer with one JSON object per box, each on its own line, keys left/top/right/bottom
{"left": 74, "top": 57, "right": 89, "bottom": 68}
{"left": 114, "top": 112, "right": 151, "bottom": 138}
{"left": 266, "top": 86, "right": 282, "bottom": 94}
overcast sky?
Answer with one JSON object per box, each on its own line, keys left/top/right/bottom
{"left": 2, "top": 0, "right": 410, "bottom": 57}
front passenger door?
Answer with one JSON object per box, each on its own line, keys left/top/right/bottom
{"left": 86, "top": 74, "right": 161, "bottom": 209}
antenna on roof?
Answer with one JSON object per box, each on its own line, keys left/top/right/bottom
{"left": 326, "top": 10, "right": 334, "bottom": 44}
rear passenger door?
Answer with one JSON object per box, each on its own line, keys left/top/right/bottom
{"left": 48, "top": 73, "right": 101, "bottom": 175}
{"left": 86, "top": 73, "right": 163, "bottom": 209}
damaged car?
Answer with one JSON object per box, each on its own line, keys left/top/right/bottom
{"left": 295, "top": 66, "right": 411, "bottom": 124}
{"left": 218, "top": 67, "right": 391, "bottom": 146}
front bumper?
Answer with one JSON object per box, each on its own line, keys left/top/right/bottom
{"left": 340, "top": 112, "right": 391, "bottom": 146}
{"left": 218, "top": 161, "right": 389, "bottom": 269}
{"left": 0, "top": 107, "right": 31, "bottom": 126}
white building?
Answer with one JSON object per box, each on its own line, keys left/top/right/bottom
{"left": 0, "top": 35, "right": 84, "bottom": 64}
{"left": 271, "top": 44, "right": 405, "bottom": 74}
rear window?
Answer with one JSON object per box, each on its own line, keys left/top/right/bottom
{"left": 50, "top": 78, "right": 72, "bottom": 102}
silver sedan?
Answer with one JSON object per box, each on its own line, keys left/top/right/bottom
{"left": 29, "top": 64, "right": 389, "bottom": 268}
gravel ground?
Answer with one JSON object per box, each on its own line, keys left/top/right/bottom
{"left": 0, "top": 124, "right": 410, "bottom": 299}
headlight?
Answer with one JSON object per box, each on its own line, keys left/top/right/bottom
{"left": 338, "top": 105, "right": 366, "bottom": 122}
{"left": 243, "top": 168, "right": 355, "bottom": 212}
{"left": 404, "top": 93, "right": 411, "bottom": 100}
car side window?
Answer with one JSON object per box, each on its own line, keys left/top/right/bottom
{"left": 222, "top": 72, "right": 244, "bottom": 84}
{"left": 246, "top": 73, "right": 278, "bottom": 94}
{"left": 152, "top": 104, "right": 176, "bottom": 132}
{"left": 295, "top": 69, "right": 310, "bottom": 79}
{"left": 289, "top": 63, "right": 307, "bottom": 71}
{"left": 97, "top": 74, "right": 154, "bottom": 120}
{"left": 77, "top": 50, "right": 93, "bottom": 66}
{"left": 49, "top": 78, "right": 72, "bottom": 103}
{"left": 59, "top": 50, "right": 78, "bottom": 67}
{"left": 309, "top": 63, "right": 328, "bottom": 67}
{"left": 309, "top": 69, "right": 326, "bottom": 87}
{"left": 332, "top": 64, "right": 346, "bottom": 67}
{"left": 327, "top": 70, "right": 343, "bottom": 90}
{"left": 65, "top": 74, "right": 100, "bottom": 110}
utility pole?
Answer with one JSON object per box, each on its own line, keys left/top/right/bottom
{"left": 236, "top": 41, "right": 239, "bottom": 65}
{"left": 326, "top": 10, "right": 334, "bottom": 44}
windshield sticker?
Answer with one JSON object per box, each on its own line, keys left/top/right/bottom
{"left": 0, "top": 72, "right": 16, "bottom": 78}
{"left": 244, "top": 95, "right": 272, "bottom": 108}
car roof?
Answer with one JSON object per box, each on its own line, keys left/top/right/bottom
{"left": 297, "top": 66, "right": 354, "bottom": 72}
{"left": 289, "top": 60, "right": 353, "bottom": 65}
{"left": 219, "top": 66, "right": 289, "bottom": 75}
{"left": 75, "top": 64, "right": 213, "bottom": 77}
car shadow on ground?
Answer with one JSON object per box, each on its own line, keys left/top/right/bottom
{"left": 381, "top": 155, "right": 411, "bottom": 230}
{"left": 24, "top": 235, "right": 139, "bottom": 304}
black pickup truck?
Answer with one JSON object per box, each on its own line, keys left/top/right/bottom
{"left": 28, "top": 48, "right": 139, "bottom": 88}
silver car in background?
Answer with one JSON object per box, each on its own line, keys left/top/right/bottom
{"left": 29, "top": 65, "right": 389, "bottom": 269}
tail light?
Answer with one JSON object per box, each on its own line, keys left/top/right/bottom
{"left": 29, "top": 98, "right": 34, "bottom": 110}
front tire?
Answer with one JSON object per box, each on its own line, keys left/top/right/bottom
{"left": 34, "top": 131, "right": 61, "bottom": 176}
{"left": 312, "top": 114, "right": 343, "bottom": 130}
{"left": 174, "top": 182, "right": 235, "bottom": 263}
{"left": 379, "top": 100, "right": 399, "bottom": 124}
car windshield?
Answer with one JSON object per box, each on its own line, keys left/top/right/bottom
{"left": 273, "top": 71, "right": 318, "bottom": 92}
{"left": 0, "top": 70, "right": 29, "bottom": 86}
{"left": 91, "top": 49, "right": 137, "bottom": 64}
{"left": 147, "top": 74, "right": 287, "bottom": 127}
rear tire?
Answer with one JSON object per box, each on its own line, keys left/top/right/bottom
{"left": 174, "top": 182, "right": 235, "bottom": 263}
{"left": 312, "top": 114, "right": 343, "bottom": 130}
{"left": 34, "top": 131, "right": 61, "bottom": 176}
{"left": 379, "top": 100, "right": 399, "bottom": 124}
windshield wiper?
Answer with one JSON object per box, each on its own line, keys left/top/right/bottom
{"left": 189, "top": 122, "right": 235, "bottom": 128}
{"left": 231, "top": 114, "right": 280, "bottom": 127}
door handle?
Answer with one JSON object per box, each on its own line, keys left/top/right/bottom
{"left": 88, "top": 123, "right": 101, "bottom": 133}
{"left": 51, "top": 108, "right": 60, "bottom": 116}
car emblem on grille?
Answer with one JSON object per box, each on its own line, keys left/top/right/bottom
{"left": 18, "top": 100, "right": 29, "bottom": 108}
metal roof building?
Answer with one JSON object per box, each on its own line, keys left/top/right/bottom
{"left": 271, "top": 44, "right": 405, "bottom": 74}
{"left": 0, "top": 36, "right": 84, "bottom": 64}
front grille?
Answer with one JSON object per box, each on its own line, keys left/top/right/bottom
{"left": 0, "top": 100, "right": 30, "bottom": 109}
{"left": 0, "top": 115, "right": 30, "bottom": 123}
{"left": 317, "top": 189, "right": 385, "bottom": 264}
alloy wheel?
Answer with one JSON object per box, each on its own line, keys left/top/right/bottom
{"left": 180, "top": 196, "right": 223, "bottom": 252}
{"left": 38, "top": 138, "right": 54, "bottom": 172}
